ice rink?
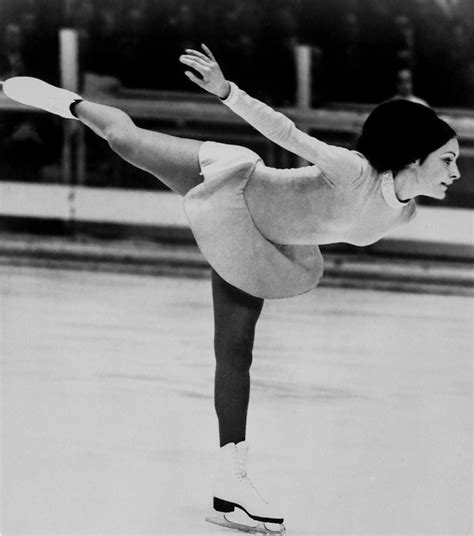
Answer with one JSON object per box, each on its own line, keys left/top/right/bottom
{"left": 1, "top": 265, "right": 472, "bottom": 535}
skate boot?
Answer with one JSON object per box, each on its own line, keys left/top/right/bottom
{"left": 2, "top": 77, "right": 82, "bottom": 119}
{"left": 206, "top": 441, "right": 285, "bottom": 535}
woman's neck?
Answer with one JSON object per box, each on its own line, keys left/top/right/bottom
{"left": 393, "top": 168, "right": 416, "bottom": 201}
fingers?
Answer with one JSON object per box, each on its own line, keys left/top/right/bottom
{"left": 179, "top": 54, "right": 211, "bottom": 68}
{"left": 185, "top": 48, "right": 211, "bottom": 63}
{"left": 183, "top": 70, "right": 203, "bottom": 84}
{"left": 201, "top": 43, "right": 216, "bottom": 61}
{"left": 184, "top": 71, "right": 205, "bottom": 87}
{"left": 184, "top": 44, "right": 216, "bottom": 63}
{"left": 179, "top": 55, "right": 211, "bottom": 77}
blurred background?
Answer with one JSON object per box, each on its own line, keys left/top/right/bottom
{"left": 0, "top": 0, "right": 473, "bottom": 285}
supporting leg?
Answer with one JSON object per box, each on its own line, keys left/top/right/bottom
{"left": 74, "top": 100, "right": 204, "bottom": 196}
{"left": 211, "top": 269, "right": 264, "bottom": 447}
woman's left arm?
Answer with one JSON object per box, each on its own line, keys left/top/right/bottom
{"left": 222, "top": 82, "right": 363, "bottom": 184}
{"left": 180, "top": 45, "right": 363, "bottom": 186}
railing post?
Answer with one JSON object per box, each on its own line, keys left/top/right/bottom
{"left": 294, "top": 44, "right": 312, "bottom": 166}
{"left": 60, "top": 28, "right": 79, "bottom": 92}
{"left": 295, "top": 44, "right": 312, "bottom": 110}
{"left": 59, "top": 28, "right": 79, "bottom": 226}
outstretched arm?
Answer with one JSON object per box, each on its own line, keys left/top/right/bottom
{"left": 179, "top": 44, "right": 231, "bottom": 99}
{"left": 180, "top": 45, "right": 363, "bottom": 186}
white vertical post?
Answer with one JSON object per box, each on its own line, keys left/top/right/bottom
{"left": 294, "top": 45, "right": 312, "bottom": 166}
{"left": 60, "top": 29, "right": 79, "bottom": 91}
{"left": 295, "top": 45, "right": 312, "bottom": 110}
{"left": 59, "top": 29, "right": 80, "bottom": 224}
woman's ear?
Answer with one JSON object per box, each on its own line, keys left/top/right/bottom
{"left": 408, "top": 159, "right": 421, "bottom": 169}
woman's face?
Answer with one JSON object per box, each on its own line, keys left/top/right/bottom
{"left": 415, "top": 138, "right": 461, "bottom": 199}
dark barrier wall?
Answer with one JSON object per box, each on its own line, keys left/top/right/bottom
{"left": 1, "top": 0, "right": 473, "bottom": 107}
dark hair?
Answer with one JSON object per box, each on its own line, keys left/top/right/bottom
{"left": 356, "top": 100, "right": 456, "bottom": 173}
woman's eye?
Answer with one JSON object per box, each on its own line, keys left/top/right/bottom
{"left": 444, "top": 159, "right": 452, "bottom": 165}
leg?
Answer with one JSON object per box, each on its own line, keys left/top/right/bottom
{"left": 74, "top": 100, "right": 203, "bottom": 196}
{"left": 208, "top": 274, "right": 284, "bottom": 531}
{"left": 211, "top": 269, "right": 264, "bottom": 447}
{"left": 2, "top": 78, "right": 203, "bottom": 194}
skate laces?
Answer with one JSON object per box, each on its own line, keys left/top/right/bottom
{"left": 232, "top": 448, "right": 269, "bottom": 505}
{"left": 235, "top": 463, "right": 268, "bottom": 504}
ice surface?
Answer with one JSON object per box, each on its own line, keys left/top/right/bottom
{"left": 1, "top": 266, "right": 472, "bottom": 535}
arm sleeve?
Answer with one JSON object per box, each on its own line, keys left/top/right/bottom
{"left": 222, "top": 82, "right": 363, "bottom": 187}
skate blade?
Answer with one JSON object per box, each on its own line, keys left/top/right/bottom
{"left": 206, "top": 511, "right": 286, "bottom": 535}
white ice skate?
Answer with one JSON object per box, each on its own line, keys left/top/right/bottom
{"left": 206, "top": 441, "right": 285, "bottom": 535}
{"left": 1, "top": 76, "right": 81, "bottom": 119}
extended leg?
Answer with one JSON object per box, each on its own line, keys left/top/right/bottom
{"left": 211, "top": 269, "right": 264, "bottom": 447}
{"left": 73, "top": 101, "right": 203, "bottom": 196}
{"left": 2, "top": 77, "right": 204, "bottom": 196}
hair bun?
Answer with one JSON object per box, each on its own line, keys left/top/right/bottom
{"left": 356, "top": 100, "right": 456, "bottom": 172}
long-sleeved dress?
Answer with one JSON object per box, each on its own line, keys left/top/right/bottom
{"left": 184, "top": 82, "right": 417, "bottom": 299}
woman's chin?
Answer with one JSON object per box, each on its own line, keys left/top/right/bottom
{"left": 423, "top": 190, "right": 446, "bottom": 200}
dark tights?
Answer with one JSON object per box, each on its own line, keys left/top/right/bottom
{"left": 212, "top": 270, "right": 264, "bottom": 446}
{"left": 73, "top": 100, "right": 264, "bottom": 448}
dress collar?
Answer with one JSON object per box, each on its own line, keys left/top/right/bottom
{"left": 380, "top": 171, "right": 411, "bottom": 209}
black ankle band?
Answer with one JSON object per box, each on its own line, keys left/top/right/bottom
{"left": 69, "top": 99, "right": 83, "bottom": 118}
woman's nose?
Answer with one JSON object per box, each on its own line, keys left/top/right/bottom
{"left": 451, "top": 165, "right": 461, "bottom": 180}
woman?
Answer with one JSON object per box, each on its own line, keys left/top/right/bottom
{"left": 1, "top": 44, "right": 460, "bottom": 535}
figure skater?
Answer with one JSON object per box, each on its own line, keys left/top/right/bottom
{"left": 1, "top": 44, "right": 460, "bottom": 535}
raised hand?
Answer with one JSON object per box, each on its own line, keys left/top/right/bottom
{"left": 179, "top": 44, "right": 231, "bottom": 99}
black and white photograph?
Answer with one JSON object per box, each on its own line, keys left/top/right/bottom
{"left": 0, "top": 0, "right": 472, "bottom": 534}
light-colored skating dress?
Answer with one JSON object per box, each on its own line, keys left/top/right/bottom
{"left": 184, "top": 83, "right": 416, "bottom": 298}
